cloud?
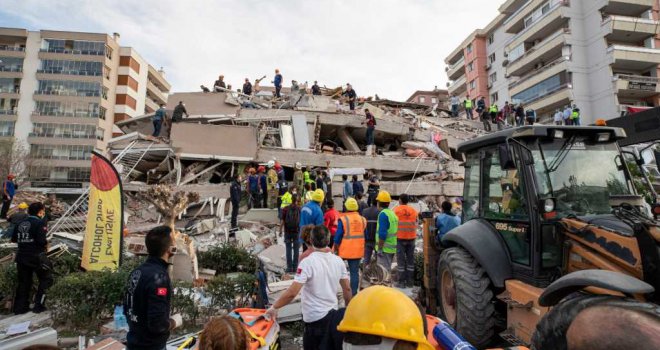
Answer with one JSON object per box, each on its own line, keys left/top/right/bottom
{"left": 0, "top": 0, "right": 500, "bottom": 100}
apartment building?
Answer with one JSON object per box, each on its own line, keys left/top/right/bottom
{"left": 406, "top": 88, "right": 449, "bottom": 109}
{"left": 0, "top": 27, "right": 170, "bottom": 191}
{"left": 445, "top": 0, "right": 660, "bottom": 125}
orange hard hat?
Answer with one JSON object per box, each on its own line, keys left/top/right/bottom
{"left": 248, "top": 167, "right": 256, "bottom": 174}
{"left": 595, "top": 119, "right": 607, "bottom": 126}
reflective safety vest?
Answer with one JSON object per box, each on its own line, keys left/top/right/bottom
{"left": 303, "top": 171, "right": 314, "bottom": 185}
{"left": 489, "top": 105, "right": 498, "bottom": 113}
{"left": 280, "top": 192, "right": 292, "bottom": 208}
{"left": 571, "top": 110, "right": 579, "bottom": 119}
{"left": 464, "top": 99, "right": 473, "bottom": 108}
{"left": 376, "top": 209, "right": 398, "bottom": 254}
{"left": 337, "top": 212, "right": 367, "bottom": 259}
{"left": 267, "top": 169, "right": 278, "bottom": 191}
{"left": 394, "top": 204, "right": 418, "bottom": 240}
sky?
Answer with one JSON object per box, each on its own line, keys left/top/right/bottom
{"left": 1, "top": 0, "right": 501, "bottom": 100}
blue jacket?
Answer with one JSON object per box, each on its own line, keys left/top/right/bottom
{"left": 153, "top": 107, "right": 166, "bottom": 122}
{"left": 2, "top": 180, "right": 15, "bottom": 198}
{"left": 343, "top": 180, "right": 353, "bottom": 199}
{"left": 299, "top": 201, "right": 324, "bottom": 234}
{"left": 274, "top": 74, "right": 283, "bottom": 87}
{"left": 436, "top": 213, "right": 461, "bottom": 238}
{"left": 377, "top": 211, "right": 390, "bottom": 241}
{"left": 352, "top": 181, "right": 364, "bottom": 196}
{"left": 248, "top": 175, "right": 259, "bottom": 192}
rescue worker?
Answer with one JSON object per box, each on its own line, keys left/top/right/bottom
{"left": 571, "top": 104, "right": 581, "bottom": 126}
{"left": 464, "top": 96, "right": 473, "bottom": 119}
{"left": 323, "top": 198, "right": 340, "bottom": 248}
{"left": 337, "top": 285, "right": 434, "bottom": 350}
{"left": 1, "top": 174, "right": 17, "bottom": 219}
{"left": 265, "top": 225, "right": 352, "bottom": 350}
{"left": 303, "top": 166, "right": 315, "bottom": 190}
{"left": 366, "top": 171, "right": 380, "bottom": 207}
{"left": 334, "top": 198, "right": 366, "bottom": 295}
{"left": 11, "top": 202, "right": 53, "bottom": 314}
{"left": 488, "top": 104, "right": 498, "bottom": 130}
{"left": 374, "top": 190, "right": 398, "bottom": 271}
{"left": 475, "top": 96, "right": 486, "bottom": 118}
{"left": 281, "top": 193, "right": 301, "bottom": 272}
{"left": 229, "top": 174, "right": 242, "bottom": 231}
{"left": 276, "top": 172, "right": 288, "bottom": 219}
{"left": 152, "top": 104, "right": 166, "bottom": 137}
{"left": 352, "top": 174, "right": 364, "bottom": 198}
{"left": 280, "top": 185, "right": 297, "bottom": 211}
{"left": 293, "top": 162, "right": 305, "bottom": 191}
{"left": 123, "top": 226, "right": 182, "bottom": 350}
{"left": 266, "top": 161, "right": 278, "bottom": 209}
{"left": 247, "top": 168, "right": 260, "bottom": 209}
{"left": 3, "top": 202, "right": 28, "bottom": 239}
{"left": 393, "top": 194, "right": 418, "bottom": 288}
{"left": 299, "top": 189, "right": 325, "bottom": 250}
{"left": 258, "top": 165, "right": 268, "bottom": 209}
{"left": 362, "top": 199, "right": 380, "bottom": 265}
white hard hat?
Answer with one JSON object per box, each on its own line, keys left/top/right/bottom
{"left": 295, "top": 162, "right": 302, "bottom": 169}
{"left": 267, "top": 160, "right": 275, "bottom": 168}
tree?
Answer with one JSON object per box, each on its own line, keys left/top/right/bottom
{"left": 0, "top": 139, "right": 37, "bottom": 183}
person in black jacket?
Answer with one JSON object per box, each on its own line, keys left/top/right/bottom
{"left": 242, "top": 78, "right": 253, "bottom": 96}
{"left": 230, "top": 174, "right": 242, "bottom": 231}
{"left": 12, "top": 202, "right": 53, "bottom": 314}
{"left": 124, "top": 226, "right": 181, "bottom": 350}
{"left": 342, "top": 84, "right": 357, "bottom": 111}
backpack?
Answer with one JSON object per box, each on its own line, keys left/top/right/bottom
{"left": 284, "top": 206, "right": 300, "bottom": 233}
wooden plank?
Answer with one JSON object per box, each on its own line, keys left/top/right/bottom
{"left": 379, "top": 180, "right": 463, "bottom": 196}
{"left": 256, "top": 148, "right": 441, "bottom": 173}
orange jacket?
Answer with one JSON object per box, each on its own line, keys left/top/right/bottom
{"left": 337, "top": 212, "right": 367, "bottom": 260}
{"left": 394, "top": 204, "right": 418, "bottom": 240}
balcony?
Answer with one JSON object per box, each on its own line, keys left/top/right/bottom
{"left": 147, "top": 81, "right": 168, "bottom": 104}
{"left": 505, "top": 0, "right": 568, "bottom": 35}
{"left": 448, "top": 75, "right": 467, "bottom": 95}
{"left": 524, "top": 83, "right": 573, "bottom": 115}
{"left": 0, "top": 87, "right": 20, "bottom": 99}
{"left": 0, "top": 45, "right": 25, "bottom": 52}
{"left": 36, "top": 68, "right": 102, "bottom": 77}
{"left": 0, "top": 66, "right": 22, "bottom": 73}
{"left": 35, "top": 90, "right": 101, "bottom": 97}
{"left": 614, "top": 74, "right": 660, "bottom": 99}
{"left": 507, "top": 30, "right": 568, "bottom": 77}
{"left": 32, "top": 110, "right": 100, "bottom": 119}
{"left": 147, "top": 65, "right": 171, "bottom": 92}
{"left": 600, "top": 0, "right": 654, "bottom": 17}
{"left": 0, "top": 109, "right": 17, "bottom": 116}
{"left": 510, "top": 58, "right": 569, "bottom": 95}
{"left": 603, "top": 16, "right": 659, "bottom": 43}
{"left": 39, "top": 48, "right": 105, "bottom": 56}
{"left": 608, "top": 45, "right": 660, "bottom": 71}
{"left": 446, "top": 56, "right": 466, "bottom": 80}
{"left": 145, "top": 97, "right": 159, "bottom": 112}
{"left": 506, "top": 2, "right": 569, "bottom": 53}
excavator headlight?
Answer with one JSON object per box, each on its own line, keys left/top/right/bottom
{"left": 596, "top": 132, "right": 610, "bottom": 142}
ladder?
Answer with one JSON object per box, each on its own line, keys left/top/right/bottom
{"left": 48, "top": 140, "right": 156, "bottom": 237}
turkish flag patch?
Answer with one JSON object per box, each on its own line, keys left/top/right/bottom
{"left": 156, "top": 288, "right": 167, "bottom": 296}
{"left": 296, "top": 268, "right": 302, "bottom": 275}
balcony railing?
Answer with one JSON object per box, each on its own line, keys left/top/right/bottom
{"left": 0, "top": 88, "right": 20, "bottom": 94}
{"left": 34, "top": 90, "right": 101, "bottom": 97}
{"left": 0, "top": 45, "right": 25, "bottom": 52}
{"left": 607, "top": 44, "right": 660, "bottom": 54}
{"left": 518, "top": 82, "right": 570, "bottom": 106}
{"left": 447, "top": 56, "right": 466, "bottom": 71}
{"left": 615, "top": 74, "right": 660, "bottom": 84}
{"left": 32, "top": 111, "right": 101, "bottom": 118}
{"left": 0, "top": 66, "right": 23, "bottom": 72}
{"left": 509, "top": 56, "right": 567, "bottom": 88}
{"left": 602, "top": 15, "right": 659, "bottom": 27}
{"left": 449, "top": 76, "right": 467, "bottom": 91}
{"left": 37, "top": 69, "right": 102, "bottom": 76}
{"left": 503, "top": 0, "right": 533, "bottom": 25}
{"left": 0, "top": 109, "right": 17, "bottom": 115}
{"left": 39, "top": 48, "right": 105, "bottom": 56}
{"left": 505, "top": 0, "right": 567, "bottom": 46}
{"left": 29, "top": 132, "right": 96, "bottom": 139}
{"left": 508, "top": 28, "right": 567, "bottom": 66}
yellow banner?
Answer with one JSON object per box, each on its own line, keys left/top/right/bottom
{"left": 81, "top": 152, "right": 123, "bottom": 271}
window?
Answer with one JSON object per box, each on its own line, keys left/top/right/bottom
{"left": 0, "top": 78, "right": 20, "bottom": 93}
{"left": 34, "top": 101, "right": 100, "bottom": 118}
{"left": 488, "top": 34, "right": 494, "bottom": 45}
{"left": 489, "top": 53, "right": 496, "bottom": 64}
{"left": 0, "top": 57, "right": 23, "bottom": 72}
{"left": 96, "top": 127, "right": 104, "bottom": 141}
{"left": 431, "top": 97, "right": 438, "bottom": 104}
{"left": 39, "top": 60, "right": 103, "bottom": 76}
{"left": 512, "top": 73, "right": 564, "bottom": 105}
{"left": 482, "top": 146, "right": 530, "bottom": 265}
{"left": 41, "top": 39, "right": 105, "bottom": 55}
{"left": 31, "top": 123, "right": 97, "bottom": 139}
{"left": 491, "top": 92, "right": 499, "bottom": 103}
{"left": 462, "top": 152, "right": 480, "bottom": 221}
{"left": 466, "top": 44, "right": 473, "bottom": 54}
{"left": 467, "top": 62, "right": 474, "bottom": 72}
{"left": 30, "top": 145, "right": 93, "bottom": 160}
{"left": 0, "top": 121, "right": 15, "bottom": 136}
{"left": 36, "top": 80, "right": 102, "bottom": 97}
{"left": 508, "top": 43, "right": 525, "bottom": 62}
{"left": 419, "top": 96, "right": 426, "bottom": 103}
{"left": 469, "top": 80, "right": 476, "bottom": 89}
{"left": 99, "top": 107, "right": 107, "bottom": 120}
{"left": 489, "top": 72, "right": 497, "bottom": 84}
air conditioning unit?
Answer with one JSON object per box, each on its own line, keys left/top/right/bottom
{"left": 446, "top": 82, "right": 451, "bottom": 88}
{"left": 487, "top": 82, "right": 493, "bottom": 88}
{"left": 503, "top": 52, "right": 509, "bottom": 57}
{"left": 502, "top": 59, "right": 509, "bottom": 67}
{"left": 445, "top": 67, "right": 450, "bottom": 72}
{"left": 486, "top": 63, "right": 492, "bottom": 70}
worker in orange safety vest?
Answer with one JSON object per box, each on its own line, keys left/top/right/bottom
{"left": 393, "top": 193, "right": 419, "bottom": 288}
{"left": 334, "top": 197, "right": 366, "bottom": 295}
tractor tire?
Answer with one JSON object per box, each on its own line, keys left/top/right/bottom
{"left": 437, "top": 247, "right": 495, "bottom": 348}
{"left": 531, "top": 295, "right": 660, "bottom": 350}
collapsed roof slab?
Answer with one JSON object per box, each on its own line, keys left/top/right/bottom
{"left": 167, "top": 92, "right": 241, "bottom": 117}
{"left": 170, "top": 123, "right": 258, "bottom": 161}
{"left": 379, "top": 180, "right": 462, "bottom": 197}
{"left": 123, "top": 183, "right": 230, "bottom": 198}
{"left": 256, "top": 148, "right": 441, "bottom": 173}
{"left": 237, "top": 109, "right": 433, "bottom": 142}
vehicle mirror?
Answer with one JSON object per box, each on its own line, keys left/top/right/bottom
{"left": 498, "top": 144, "right": 516, "bottom": 170}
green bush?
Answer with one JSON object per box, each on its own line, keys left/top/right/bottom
{"left": 198, "top": 244, "right": 258, "bottom": 274}
{"left": 205, "top": 273, "right": 256, "bottom": 311}
{"left": 0, "top": 263, "right": 17, "bottom": 303}
{"left": 170, "top": 281, "right": 201, "bottom": 330}
{"left": 48, "top": 256, "right": 142, "bottom": 332}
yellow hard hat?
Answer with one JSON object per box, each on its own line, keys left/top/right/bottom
{"left": 312, "top": 189, "right": 325, "bottom": 203}
{"left": 376, "top": 190, "right": 392, "bottom": 203}
{"left": 337, "top": 286, "right": 434, "bottom": 350}
{"left": 345, "top": 198, "right": 359, "bottom": 212}
{"left": 18, "top": 202, "right": 28, "bottom": 209}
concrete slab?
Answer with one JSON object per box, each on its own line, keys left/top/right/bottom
{"left": 167, "top": 92, "right": 241, "bottom": 117}
{"left": 170, "top": 124, "right": 257, "bottom": 161}
{"left": 280, "top": 124, "right": 295, "bottom": 149}
{"left": 292, "top": 114, "right": 310, "bottom": 149}
{"left": 242, "top": 208, "right": 279, "bottom": 224}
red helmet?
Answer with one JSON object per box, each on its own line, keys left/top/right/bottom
{"left": 7, "top": 174, "right": 15, "bottom": 179}
{"left": 258, "top": 165, "right": 266, "bottom": 173}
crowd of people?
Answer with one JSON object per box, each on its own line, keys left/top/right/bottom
{"left": 449, "top": 94, "right": 582, "bottom": 130}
